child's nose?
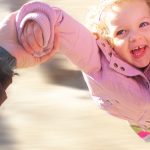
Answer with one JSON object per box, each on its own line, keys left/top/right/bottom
{"left": 129, "top": 31, "right": 142, "bottom": 42}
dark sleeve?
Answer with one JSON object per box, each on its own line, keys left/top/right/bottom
{"left": 0, "top": 47, "right": 16, "bottom": 106}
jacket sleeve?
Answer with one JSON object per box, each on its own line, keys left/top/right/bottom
{"left": 16, "top": 1, "right": 101, "bottom": 74}
{"left": 0, "top": 47, "right": 16, "bottom": 106}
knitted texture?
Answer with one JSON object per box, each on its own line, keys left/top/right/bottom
{"left": 16, "top": 1, "right": 56, "bottom": 57}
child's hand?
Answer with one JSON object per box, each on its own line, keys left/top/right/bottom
{"left": 20, "top": 20, "right": 44, "bottom": 55}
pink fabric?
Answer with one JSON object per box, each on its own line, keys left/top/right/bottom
{"left": 16, "top": 1, "right": 100, "bottom": 74}
{"left": 16, "top": 1, "right": 54, "bottom": 57}
{"left": 15, "top": 1, "right": 150, "bottom": 131}
{"left": 138, "top": 131, "right": 150, "bottom": 138}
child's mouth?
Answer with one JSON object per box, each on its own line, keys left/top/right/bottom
{"left": 131, "top": 45, "right": 146, "bottom": 59}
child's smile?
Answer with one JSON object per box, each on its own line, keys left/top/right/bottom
{"left": 103, "top": 0, "right": 150, "bottom": 68}
{"left": 130, "top": 45, "right": 147, "bottom": 59}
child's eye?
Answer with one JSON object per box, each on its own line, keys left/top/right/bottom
{"left": 116, "top": 30, "right": 126, "bottom": 36}
{"left": 139, "top": 22, "right": 150, "bottom": 28}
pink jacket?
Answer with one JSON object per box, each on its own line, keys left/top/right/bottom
{"left": 16, "top": 1, "right": 150, "bottom": 129}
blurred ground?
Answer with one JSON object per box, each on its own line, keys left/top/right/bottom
{"left": 0, "top": 0, "right": 150, "bottom": 150}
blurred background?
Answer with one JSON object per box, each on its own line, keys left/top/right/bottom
{"left": 0, "top": 0, "right": 150, "bottom": 150}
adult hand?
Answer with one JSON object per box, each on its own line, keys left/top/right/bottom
{"left": 0, "top": 11, "right": 59, "bottom": 68}
{"left": 20, "top": 20, "right": 44, "bottom": 55}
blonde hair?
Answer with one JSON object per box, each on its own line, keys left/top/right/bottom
{"left": 85, "top": 0, "right": 150, "bottom": 44}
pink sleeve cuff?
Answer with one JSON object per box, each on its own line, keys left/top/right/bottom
{"left": 16, "top": 1, "right": 55, "bottom": 57}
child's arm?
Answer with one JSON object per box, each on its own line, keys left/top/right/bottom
{"left": 16, "top": 1, "right": 101, "bottom": 74}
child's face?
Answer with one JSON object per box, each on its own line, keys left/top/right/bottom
{"left": 104, "top": 0, "right": 150, "bottom": 68}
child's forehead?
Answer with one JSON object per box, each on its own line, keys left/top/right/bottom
{"left": 99, "top": 0, "right": 130, "bottom": 20}
{"left": 99, "top": 1, "right": 124, "bottom": 19}
{"left": 101, "top": 0, "right": 150, "bottom": 28}
{"left": 99, "top": 0, "right": 146, "bottom": 9}
{"left": 100, "top": 0, "right": 149, "bottom": 19}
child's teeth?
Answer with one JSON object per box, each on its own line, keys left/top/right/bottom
{"left": 139, "top": 46, "right": 144, "bottom": 49}
{"left": 132, "top": 46, "right": 145, "bottom": 51}
{"left": 131, "top": 46, "right": 146, "bottom": 58}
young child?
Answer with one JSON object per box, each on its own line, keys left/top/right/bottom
{"left": 1, "top": 0, "right": 150, "bottom": 141}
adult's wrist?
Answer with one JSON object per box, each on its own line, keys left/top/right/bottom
{"left": 0, "top": 46, "right": 16, "bottom": 72}
{"left": 0, "top": 46, "right": 17, "bottom": 106}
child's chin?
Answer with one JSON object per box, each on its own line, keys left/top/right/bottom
{"left": 135, "top": 63, "right": 149, "bottom": 69}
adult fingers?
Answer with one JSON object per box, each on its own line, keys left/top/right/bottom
{"left": 33, "top": 22, "right": 43, "bottom": 48}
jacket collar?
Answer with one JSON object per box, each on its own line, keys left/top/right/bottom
{"left": 143, "top": 64, "right": 150, "bottom": 81}
{"left": 96, "top": 39, "right": 150, "bottom": 80}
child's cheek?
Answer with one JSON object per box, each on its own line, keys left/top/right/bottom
{"left": 113, "top": 38, "right": 125, "bottom": 52}
{"left": 145, "top": 28, "right": 150, "bottom": 42}
{"left": 142, "top": 26, "right": 150, "bottom": 37}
